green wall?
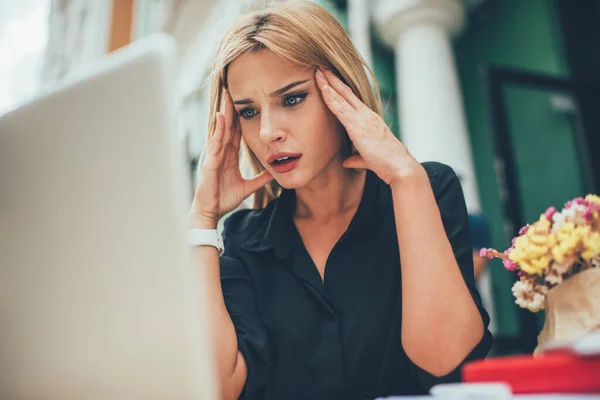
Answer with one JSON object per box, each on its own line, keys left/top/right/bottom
{"left": 455, "top": 0, "right": 585, "bottom": 341}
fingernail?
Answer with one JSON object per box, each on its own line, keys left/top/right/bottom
{"left": 316, "top": 69, "right": 324, "bottom": 79}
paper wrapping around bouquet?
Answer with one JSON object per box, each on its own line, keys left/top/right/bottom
{"left": 535, "top": 268, "right": 600, "bottom": 355}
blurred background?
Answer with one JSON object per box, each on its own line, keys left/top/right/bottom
{"left": 2, "top": 0, "right": 599, "bottom": 358}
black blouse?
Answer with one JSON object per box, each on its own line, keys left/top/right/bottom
{"left": 220, "top": 162, "right": 492, "bottom": 400}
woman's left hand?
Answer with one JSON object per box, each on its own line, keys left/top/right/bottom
{"left": 315, "top": 69, "right": 424, "bottom": 185}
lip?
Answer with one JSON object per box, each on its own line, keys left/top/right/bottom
{"left": 268, "top": 152, "right": 302, "bottom": 174}
{"left": 267, "top": 152, "right": 302, "bottom": 164}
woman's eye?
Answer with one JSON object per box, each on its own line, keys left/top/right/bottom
{"left": 283, "top": 94, "right": 307, "bottom": 107}
{"left": 240, "top": 108, "right": 258, "bottom": 120}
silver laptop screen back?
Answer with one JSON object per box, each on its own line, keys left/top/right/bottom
{"left": 0, "top": 35, "right": 216, "bottom": 399}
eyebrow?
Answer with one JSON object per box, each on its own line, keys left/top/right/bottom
{"left": 232, "top": 79, "right": 310, "bottom": 105}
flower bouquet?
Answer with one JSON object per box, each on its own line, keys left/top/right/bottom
{"left": 480, "top": 194, "right": 600, "bottom": 353}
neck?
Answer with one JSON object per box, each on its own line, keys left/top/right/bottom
{"left": 293, "top": 161, "right": 366, "bottom": 222}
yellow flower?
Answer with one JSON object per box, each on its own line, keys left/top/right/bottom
{"left": 547, "top": 233, "right": 557, "bottom": 247}
{"left": 558, "top": 221, "right": 575, "bottom": 236}
{"left": 520, "top": 255, "right": 552, "bottom": 275}
{"left": 557, "top": 225, "right": 580, "bottom": 257}
{"left": 491, "top": 195, "right": 600, "bottom": 311}
{"left": 582, "top": 231, "right": 600, "bottom": 260}
{"left": 552, "top": 246, "right": 567, "bottom": 263}
{"left": 501, "top": 196, "right": 600, "bottom": 277}
{"left": 508, "top": 219, "right": 554, "bottom": 275}
{"left": 536, "top": 215, "right": 552, "bottom": 230}
{"left": 585, "top": 194, "right": 600, "bottom": 205}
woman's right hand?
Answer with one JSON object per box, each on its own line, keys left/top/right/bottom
{"left": 190, "top": 89, "right": 273, "bottom": 228}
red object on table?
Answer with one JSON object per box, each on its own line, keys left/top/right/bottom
{"left": 462, "top": 351, "right": 600, "bottom": 394}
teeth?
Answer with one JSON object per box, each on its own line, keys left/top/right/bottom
{"left": 277, "top": 157, "right": 290, "bottom": 162}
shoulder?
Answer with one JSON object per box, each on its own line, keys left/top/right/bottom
{"left": 221, "top": 199, "right": 278, "bottom": 246}
{"left": 421, "top": 161, "right": 458, "bottom": 184}
{"left": 418, "top": 161, "right": 460, "bottom": 195}
{"left": 371, "top": 162, "right": 460, "bottom": 214}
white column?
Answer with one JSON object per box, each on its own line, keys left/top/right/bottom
{"left": 348, "top": 0, "right": 373, "bottom": 68}
{"left": 374, "top": 0, "right": 481, "bottom": 212}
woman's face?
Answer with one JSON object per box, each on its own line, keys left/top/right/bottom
{"left": 227, "top": 50, "right": 345, "bottom": 189}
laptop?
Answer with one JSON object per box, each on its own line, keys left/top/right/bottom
{"left": 0, "top": 34, "right": 217, "bottom": 399}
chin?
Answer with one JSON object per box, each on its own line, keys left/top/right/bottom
{"left": 273, "top": 170, "right": 313, "bottom": 190}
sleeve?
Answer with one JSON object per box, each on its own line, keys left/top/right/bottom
{"left": 412, "top": 163, "right": 493, "bottom": 390}
{"left": 220, "top": 250, "right": 271, "bottom": 399}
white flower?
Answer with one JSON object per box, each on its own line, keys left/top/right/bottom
{"left": 512, "top": 279, "right": 532, "bottom": 294}
{"left": 527, "top": 291, "right": 546, "bottom": 312}
{"left": 545, "top": 267, "right": 563, "bottom": 285}
{"left": 512, "top": 280, "right": 533, "bottom": 306}
{"left": 512, "top": 280, "right": 547, "bottom": 312}
{"left": 553, "top": 203, "right": 587, "bottom": 233}
{"left": 552, "top": 212, "right": 566, "bottom": 233}
{"left": 563, "top": 203, "right": 587, "bottom": 224}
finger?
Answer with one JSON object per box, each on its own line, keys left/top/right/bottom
{"left": 323, "top": 70, "right": 367, "bottom": 110}
{"left": 223, "top": 89, "right": 235, "bottom": 145}
{"left": 232, "top": 115, "right": 243, "bottom": 152}
{"left": 315, "top": 70, "right": 355, "bottom": 124}
{"left": 244, "top": 170, "right": 274, "bottom": 198}
{"left": 342, "top": 154, "right": 368, "bottom": 170}
{"left": 208, "top": 112, "right": 225, "bottom": 158}
{"left": 321, "top": 69, "right": 366, "bottom": 110}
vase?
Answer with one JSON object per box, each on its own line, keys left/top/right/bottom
{"left": 534, "top": 267, "right": 600, "bottom": 355}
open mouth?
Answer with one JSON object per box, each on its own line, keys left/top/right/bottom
{"left": 268, "top": 154, "right": 302, "bottom": 174}
{"left": 271, "top": 156, "right": 300, "bottom": 166}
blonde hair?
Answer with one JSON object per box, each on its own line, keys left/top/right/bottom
{"left": 206, "top": 0, "right": 382, "bottom": 208}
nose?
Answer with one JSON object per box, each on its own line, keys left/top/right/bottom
{"left": 259, "top": 110, "right": 285, "bottom": 144}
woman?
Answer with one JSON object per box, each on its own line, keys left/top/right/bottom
{"left": 189, "top": 1, "right": 491, "bottom": 399}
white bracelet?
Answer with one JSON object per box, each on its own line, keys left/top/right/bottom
{"left": 188, "top": 229, "right": 224, "bottom": 256}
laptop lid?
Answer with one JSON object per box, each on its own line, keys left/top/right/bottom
{"left": 0, "top": 34, "right": 216, "bottom": 399}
